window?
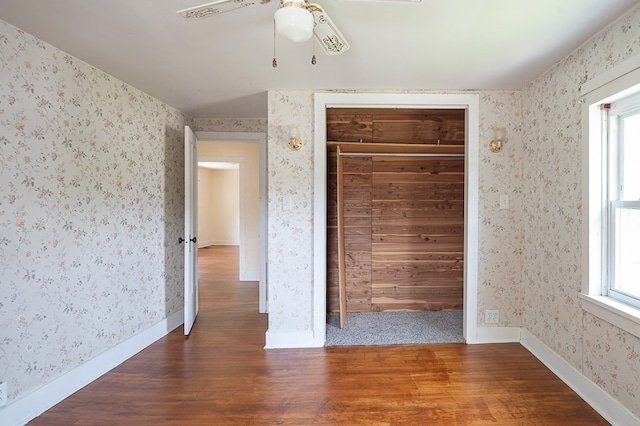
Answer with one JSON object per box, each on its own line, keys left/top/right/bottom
{"left": 605, "top": 95, "right": 640, "bottom": 309}
{"left": 580, "top": 54, "right": 640, "bottom": 338}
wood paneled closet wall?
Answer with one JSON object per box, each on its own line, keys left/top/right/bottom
{"left": 326, "top": 108, "right": 465, "bottom": 316}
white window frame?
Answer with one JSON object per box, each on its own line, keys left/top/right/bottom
{"left": 605, "top": 96, "right": 640, "bottom": 309}
{"left": 580, "top": 54, "right": 640, "bottom": 339}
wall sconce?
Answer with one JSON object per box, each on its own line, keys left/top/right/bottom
{"left": 288, "top": 126, "right": 303, "bottom": 151}
{"left": 489, "top": 127, "right": 506, "bottom": 153}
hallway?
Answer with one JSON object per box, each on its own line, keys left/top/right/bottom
{"left": 29, "top": 246, "right": 608, "bottom": 425}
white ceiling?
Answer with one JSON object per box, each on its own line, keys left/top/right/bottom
{"left": 0, "top": 0, "right": 637, "bottom": 118}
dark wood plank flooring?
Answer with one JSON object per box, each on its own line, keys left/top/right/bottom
{"left": 29, "top": 246, "right": 608, "bottom": 425}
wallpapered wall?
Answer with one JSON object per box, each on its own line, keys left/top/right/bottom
{"left": 0, "top": 21, "right": 187, "bottom": 403}
{"left": 192, "top": 118, "right": 267, "bottom": 133}
{"left": 266, "top": 89, "right": 524, "bottom": 333}
{"left": 266, "top": 92, "right": 318, "bottom": 333}
{"left": 521, "top": 5, "right": 640, "bottom": 416}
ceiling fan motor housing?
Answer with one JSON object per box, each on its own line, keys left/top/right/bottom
{"left": 275, "top": 1, "right": 314, "bottom": 42}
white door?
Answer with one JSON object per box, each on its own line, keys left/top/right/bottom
{"left": 184, "top": 126, "right": 199, "bottom": 335}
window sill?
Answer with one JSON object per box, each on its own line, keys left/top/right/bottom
{"left": 579, "top": 294, "right": 640, "bottom": 339}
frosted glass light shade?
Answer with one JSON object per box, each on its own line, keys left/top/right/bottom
{"left": 274, "top": 5, "right": 314, "bottom": 42}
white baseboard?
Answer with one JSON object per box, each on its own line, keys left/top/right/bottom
{"left": 475, "top": 326, "right": 521, "bottom": 343}
{"left": 198, "top": 240, "right": 239, "bottom": 248}
{"left": 212, "top": 240, "right": 239, "bottom": 246}
{"left": 0, "top": 310, "right": 184, "bottom": 426}
{"left": 239, "top": 271, "right": 259, "bottom": 281}
{"left": 264, "top": 330, "right": 322, "bottom": 349}
{"left": 198, "top": 239, "right": 215, "bottom": 248}
{"left": 521, "top": 329, "right": 640, "bottom": 426}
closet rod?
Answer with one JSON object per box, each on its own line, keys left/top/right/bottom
{"left": 338, "top": 152, "right": 464, "bottom": 158}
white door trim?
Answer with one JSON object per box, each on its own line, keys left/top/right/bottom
{"left": 312, "top": 93, "right": 480, "bottom": 346}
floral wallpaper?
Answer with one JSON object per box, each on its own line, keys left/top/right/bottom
{"left": 477, "top": 91, "right": 524, "bottom": 327}
{"left": 191, "top": 117, "right": 267, "bottom": 134}
{"left": 266, "top": 91, "right": 316, "bottom": 332}
{"left": 583, "top": 312, "right": 640, "bottom": 416}
{"left": 521, "top": 3, "right": 640, "bottom": 417}
{"left": 0, "top": 20, "right": 187, "bottom": 404}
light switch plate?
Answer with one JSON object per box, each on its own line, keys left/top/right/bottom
{"left": 500, "top": 194, "right": 509, "bottom": 209}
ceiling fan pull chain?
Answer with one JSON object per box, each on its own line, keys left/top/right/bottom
{"left": 311, "top": 35, "right": 316, "bottom": 65}
{"left": 272, "top": 20, "right": 278, "bottom": 68}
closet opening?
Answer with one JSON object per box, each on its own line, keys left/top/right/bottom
{"left": 325, "top": 107, "right": 466, "bottom": 345}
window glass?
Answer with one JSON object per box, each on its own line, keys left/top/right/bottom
{"left": 608, "top": 97, "right": 640, "bottom": 307}
{"left": 613, "top": 206, "right": 640, "bottom": 297}
{"left": 621, "top": 113, "right": 640, "bottom": 200}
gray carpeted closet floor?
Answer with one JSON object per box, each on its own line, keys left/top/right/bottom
{"left": 326, "top": 311, "right": 464, "bottom": 346}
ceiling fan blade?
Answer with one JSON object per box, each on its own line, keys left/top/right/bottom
{"left": 177, "top": 0, "right": 267, "bottom": 19}
{"left": 311, "top": 8, "right": 350, "bottom": 56}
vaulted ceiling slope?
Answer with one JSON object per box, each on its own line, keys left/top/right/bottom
{"left": 0, "top": 0, "right": 637, "bottom": 118}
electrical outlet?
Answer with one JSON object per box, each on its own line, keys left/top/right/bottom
{"left": 485, "top": 310, "right": 499, "bottom": 324}
{"left": 0, "top": 381, "right": 7, "bottom": 408}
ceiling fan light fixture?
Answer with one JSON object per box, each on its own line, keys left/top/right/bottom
{"left": 274, "top": 1, "right": 314, "bottom": 42}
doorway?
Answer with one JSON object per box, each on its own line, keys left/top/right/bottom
{"left": 197, "top": 161, "right": 240, "bottom": 248}
{"left": 313, "top": 93, "right": 480, "bottom": 346}
{"left": 195, "top": 131, "right": 268, "bottom": 313}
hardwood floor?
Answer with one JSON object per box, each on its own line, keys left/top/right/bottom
{"left": 29, "top": 246, "right": 608, "bottom": 425}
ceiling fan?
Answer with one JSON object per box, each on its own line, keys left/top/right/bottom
{"left": 177, "top": 0, "right": 350, "bottom": 59}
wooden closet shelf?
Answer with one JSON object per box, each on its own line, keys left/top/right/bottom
{"left": 327, "top": 141, "right": 465, "bottom": 155}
